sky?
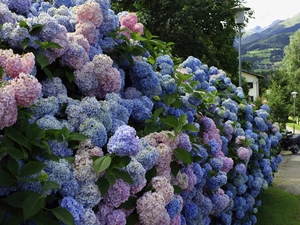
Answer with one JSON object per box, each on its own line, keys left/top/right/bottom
{"left": 245, "top": 0, "right": 300, "bottom": 29}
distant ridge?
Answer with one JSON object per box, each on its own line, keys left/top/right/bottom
{"left": 240, "top": 13, "right": 300, "bottom": 73}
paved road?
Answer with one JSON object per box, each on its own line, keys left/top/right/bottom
{"left": 273, "top": 151, "right": 300, "bottom": 195}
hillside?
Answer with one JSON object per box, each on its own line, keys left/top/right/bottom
{"left": 241, "top": 13, "right": 300, "bottom": 73}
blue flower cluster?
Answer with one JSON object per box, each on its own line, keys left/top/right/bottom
{"left": 0, "top": 0, "right": 284, "bottom": 224}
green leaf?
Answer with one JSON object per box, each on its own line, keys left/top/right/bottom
{"left": 2, "top": 191, "right": 32, "bottom": 208}
{"left": 65, "top": 69, "right": 74, "bottom": 83}
{"left": 182, "top": 123, "right": 199, "bottom": 132}
{"left": 20, "top": 161, "right": 46, "bottom": 177}
{"left": 97, "top": 177, "right": 110, "bottom": 196}
{"left": 145, "top": 166, "right": 157, "bottom": 183}
{"left": 20, "top": 38, "right": 30, "bottom": 50}
{"left": 23, "top": 192, "right": 45, "bottom": 219}
{"left": 43, "top": 67, "right": 53, "bottom": 79}
{"left": 179, "top": 114, "right": 187, "bottom": 125}
{"left": 170, "top": 161, "right": 180, "bottom": 177}
{"left": 66, "top": 132, "right": 87, "bottom": 142}
{"left": 120, "top": 196, "right": 137, "bottom": 210}
{"left": 19, "top": 21, "right": 29, "bottom": 30}
{"left": 126, "top": 213, "right": 139, "bottom": 225}
{"left": 93, "top": 156, "right": 111, "bottom": 174}
{"left": 7, "top": 157, "right": 20, "bottom": 176}
{"left": 5, "top": 147, "right": 24, "bottom": 160}
{"left": 30, "top": 24, "right": 43, "bottom": 35}
{"left": 51, "top": 207, "right": 76, "bottom": 225}
{"left": 1, "top": 216, "right": 21, "bottom": 225}
{"left": 112, "top": 168, "right": 133, "bottom": 184}
{"left": 173, "top": 148, "right": 193, "bottom": 164}
{"left": 160, "top": 115, "right": 178, "bottom": 128}
{"left": 173, "top": 185, "right": 183, "bottom": 194}
{"left": 162, "top": 94, "right": 176, "bottom": 106}
{"left": 153, "top": 107, "right": 164, "bottom": 120}
{"left": 35, "top": 54, "right": 49, "bottom": 69}
{"left": 34, "top": 41, "right": 62, "bottom": 50}
{"left": 42, "top": 181, "right": 59, "bottom": 193}
{"left": 5, "top": 127, "right": 31, "bottom": 150}
{"left": 0, "top": 170, "right": 16, "bottom": 186}
{"left": 105, "top": 171, "right": 116, "bottom": 186}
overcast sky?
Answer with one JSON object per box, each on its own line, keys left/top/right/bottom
{"left": 245, "top": 0, "right": 300, "bottom": 29}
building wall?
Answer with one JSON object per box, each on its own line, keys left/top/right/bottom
{"left": 242, "top": 72, "right": 259, "bottom": 101}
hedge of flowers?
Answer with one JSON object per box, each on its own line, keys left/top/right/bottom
{"left": 0, "top": 0, "right": 283, "bottom": 225}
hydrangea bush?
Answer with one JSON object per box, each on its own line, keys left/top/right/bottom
{"left": 0, "top": 0, "right": 282, "bottom": 225}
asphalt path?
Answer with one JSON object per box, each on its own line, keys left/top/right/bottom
{"left": 273, "top": 125, "right": 300, "bottom": 195}
{"left": 273, "top": 151, "right": 300, "bottom": 195}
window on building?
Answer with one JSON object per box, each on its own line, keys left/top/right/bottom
{"left": 248, "top": 82, "right": 253, "bottom": 89}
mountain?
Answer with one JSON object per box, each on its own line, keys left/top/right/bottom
{"left": 240, "top": 13, "right": 300, "bottom": 73}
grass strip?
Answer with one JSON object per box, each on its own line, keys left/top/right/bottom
{"left": 256, "top": 186, "right": 300, "bottom": 225}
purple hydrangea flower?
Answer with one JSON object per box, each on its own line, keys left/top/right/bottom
{"left": 107, "top": 125, "right": 140, "bottom": 156}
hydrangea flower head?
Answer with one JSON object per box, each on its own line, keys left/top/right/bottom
{"left": 107, "top": 125, "right": 140, "bottom": 156}
{"left": 103, "top": 178, "right": 130, "bottom": 207}
{"left": 136, "top": 191, "right": 166, "bottom": 225}
{"left": 0, "top": 49, "right": 35, "bottom": 79}
{"left": 0, "top": 87, "right": 18, "bottom": 130}
{"left": 5, "top": 73, "right": 42, "bottom": 107}
{"left": 76, "top": 1, "right": 103, "bottom": 27}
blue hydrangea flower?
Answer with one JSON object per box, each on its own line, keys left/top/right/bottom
{"left": 135, "top": 138, "right": 159, "bottom": 171}
{"left": 47, "top": 139, "right": 73, "bottom": 157}
{"left": 60, "top": 197, "right": 85, "bottom": 225}
{"left": 166, "top": 197, "right": 182, "bottom": 219}
{"left": 79, "top": 118, "right": 107, "bottom": 148}
{"left": 75, "top": 182, "right": 101, "bottom": 208}
{"left": 125, "top": 158, "right": 146, "bottom": 185}
{"left": 184, "top": 203, "right": 199, "bottom": 219}
{"left": 107, "top": 125, "right": 140, "bottom": 156}
{"left": 41, "top": 77, "right": 67, "bottom": 97}
{"left": 36, "top": 114, "right": 62, "bottom": 130}
{"left": 30, "top": 96, "right": 60, "bottom": 119}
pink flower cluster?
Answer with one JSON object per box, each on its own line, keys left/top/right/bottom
{"left": 5, "top": 73, "right": 42, "bottom": 107}
{"left": 73, "top": 139, "right": 103, "bottom": 182}
{"left": 0, "top": 88, "right": 18, "bottom": 130}
{"left": 75, "top": 2, "right": 103, "bottom": 45}
{"left": 119, "top": 12, "right": 144, "bottom": 38}
{"left": 237, "top": 147, "right": 253, "bottom": 162}
{"left": 74, "top": 54, "right": 121, "bottom": 98}
{"left": 60, "top": 33, "right": 90, "bottom": 70}
{"left": 136, "top": 191, "right": 166, "bottom": 225}
{"left": 0, "top": 49, "right": 35, "bottom": 79}
{"left": 0, "top": 72, "right": 41, "bottom": 130}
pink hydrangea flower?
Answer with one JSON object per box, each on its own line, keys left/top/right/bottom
{"left": 74, "top": 54, "right": 122, "bottom": 98}
{"left": 75, "top": 22, "right": 100, "bottom": 44}
{"left": 235, "top": 135, "right": 246, "bottom": 145}
{"left": 76, "top": 2, "right": 103, "bottom": 27}
{"left": 136, "top": 191, "right": 166, "bottom": 225}
{"left": 151, "top": 176, "right": 174, "bottom": 204}
{"left": 0, "top": 88, "right": 18, "bottom": 130}
{"left": 60, "top": 33, "right": 90, "bottom": 70}
{"left": 170, "top": 214, "right": 181, "bottom": 225}
{"left": 0, "top": 49, "right": 35, "bottom": 79}
{"left": 119, "top": 12, "right": 144, "bottom": 38}
{"left": 220, "top": 156, "right": 234, "bottom": 173}
{"left": 237, "top": 147, "right": 252, "bottom": 162}
{"left": 144, "top": 131, "right": 179, "bottom": 150}
{"left": 5, "top": 73, "right": 42, "bottom": 107}
{"left": 103, "top": 179, "right": 131, "bottom": 208}
{"left": 171, "top": 171, "right": 189, "bottom": 190}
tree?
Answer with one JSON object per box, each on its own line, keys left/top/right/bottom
{"left": 279, "top": 30, "right": 300, "bottom": 119}
{"left": 111, "top": 0, "right": 253, "bottom": 85}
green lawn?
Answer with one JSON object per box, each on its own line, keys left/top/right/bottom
{"left": 256, "top": 186, "right": 300, "bottom": 225}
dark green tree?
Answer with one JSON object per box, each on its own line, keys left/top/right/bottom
{"left": 112, "top": 0, "right": 253, "bottom": 87}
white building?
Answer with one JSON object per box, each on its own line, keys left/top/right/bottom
{"left": 242, "top": 70, "right": 264, "bottom": 101}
